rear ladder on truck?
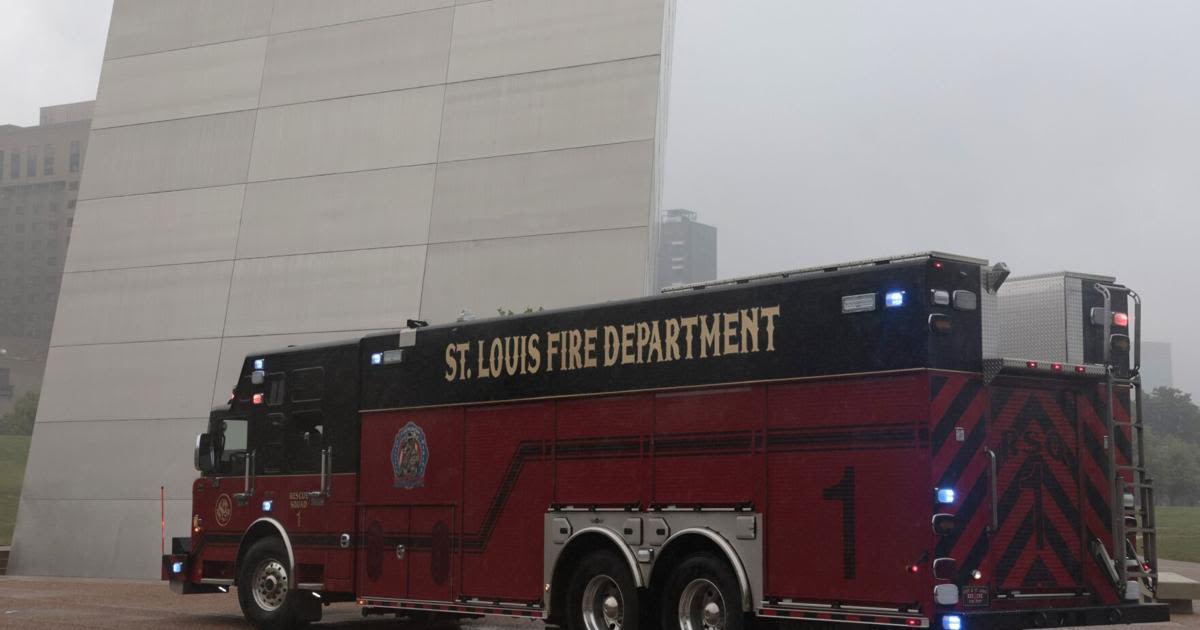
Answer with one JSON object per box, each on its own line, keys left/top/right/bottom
{"left": 1094, "top": 284, "right": 1157, "bottom": 602}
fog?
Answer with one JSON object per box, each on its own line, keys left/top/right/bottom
{"left": 663, "top": 1, "right": 1200, "bottom": 395}
{"left": 0, "top": 0, "right": 111, "bottom": 126}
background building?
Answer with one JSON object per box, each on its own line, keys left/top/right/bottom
{"left": 12, "top": 0, "right": 676, "bottom": 578}
{"left": 1141, "top": 341, "right": 1174, "bottom": 392}
{"left": 0, "top": 101, "right": 92, "bottom": 418}
{"left": 655, "top": 208, "right": 717, "bottom": 289}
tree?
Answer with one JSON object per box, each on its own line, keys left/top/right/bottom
{"left": 0, "top": 390, "right": 38, "bottom": 435}
{"left": 1143, "top": 387, "right": 1200, "bottom": 444}
{"left": 1144, "top": 429, "right": 1200, "bottom": 506}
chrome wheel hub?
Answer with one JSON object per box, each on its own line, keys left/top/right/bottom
{"left": 679, "top": 578, "right": 726, "bottom": 630}
{"left": 582, "top": 574, "right": 624, "bottom": 630}
{"left": 252, "top": 559, "right": 289, "bottom": 612}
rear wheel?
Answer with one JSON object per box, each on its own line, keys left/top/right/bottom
{"left": 237, "top": 537, "right": 320, "bottom": 629}
{"left": 566, "top": 550, "right": 641, "bottom": 630}
{"left": 661, "top": 553, "right": 746, "bottom": 630}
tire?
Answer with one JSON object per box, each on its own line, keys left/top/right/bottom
{"left": 565, "top": 549, "right": 641, "bottom": 630}
{"left": 236, "top": 537, "right": 319, "bottom": 629}
{"left": 661, "top": 552, "right": 746, "bottom": 630}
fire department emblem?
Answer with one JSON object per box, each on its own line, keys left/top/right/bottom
{"left": 215, "top": 494, "right": 233, "bottom": 527}
{"left": 391, "top": 422, "right": 428, "bottom": 489}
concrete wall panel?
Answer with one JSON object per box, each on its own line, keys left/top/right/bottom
{"left": 105, "top": 0, "right": 273, "bottom": 60}
{"left": 8, "top": 498, "right": 191, "bottom": 579}
{"left": 50, "top": 262, "right": 232, "bottom": 347}
{"left": 79, "top": 111, "right": 256, "bottom": 200}
{"left": 448, "top": 0, "right": 664, "bottom": 82}
{"left": 37, "top": 339, "right": 221, "bottom": 423}
{"left": 430, "top": 140, "right": 652, "bottom": 243}
{"left": 238, "top": 166, "right": 434, "bottom": 259}
{"left": 93, "top": 38, "right": 267, "bottom": 129}
{"left": 248, "top": 88, "right": 444, "bottom": 182}
{"left": 66, "top": 186, "right": 244, "bottom": 272}
{"left": 20, "top": 418, "right": 206, "bottom": 502}
{"left": 270, "top": 0, "right": 454, "bottom": 34}
{"left": 439, "top": 57, "right": 659, "bottom": 162}
{"left": 19, "top": 0, "right": 671, "bottom": 580}
{"left": 420, "top": 228, "right": 647, "bottom": 323}
{"left": 260, "top": 11, "right": 453, "bottom": 107}
{"left": 224, "top": 247, "right": 426, "bottom": 337}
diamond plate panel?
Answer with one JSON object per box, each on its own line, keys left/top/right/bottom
{"left": 998, "top": 275, "right": 1069, "bottom": 362}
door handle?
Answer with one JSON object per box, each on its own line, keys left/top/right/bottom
{"left": 985, "top": 448, "right": 999, "bottom": 532}
{"left": 396, "top": 544, "right": 406, "bottom": 560}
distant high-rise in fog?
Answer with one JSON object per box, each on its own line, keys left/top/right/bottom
{"left": 656, "top": 208, "right": 717, "bottom": 290}
{"left": 1141, "top": 341, "right": 1174, "bottom": 392}
{"left": 0, "top": 101, "right": 92, "bottom": 417}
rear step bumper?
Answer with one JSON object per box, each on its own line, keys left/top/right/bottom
{"left": 960, "top": 603, "right": 1169, "bottom": 630}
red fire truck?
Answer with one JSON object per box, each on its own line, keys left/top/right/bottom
{"left": 166, "top": 252, "right": 1168, "bottom": 630}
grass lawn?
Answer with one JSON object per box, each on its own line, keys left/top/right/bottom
{"left": 0, "top": 436, "right": 31, "bottom": 547}
{"left": 1155, "top": 506, "right": 1200, "bottom": 563}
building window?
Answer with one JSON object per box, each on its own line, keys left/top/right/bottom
{"left": 67, "top": 217, "right": 73, "bottom": 227}
{"left": 15, "top": 223, "right": 24, "bottom": 233}
{"left": 69, "top": 141, "right": 80, "bottom": 173}
{"left": 67, "top": 200, "right": 76, "bottom": 209}
{"left": 43, "top": 144, "right": 55, "bottom": 176}
{"left": 26, "top": 146, "right": 36, "bottom": 177}
{"left": 10, "top": 152, "right": 19, "bottom": 179}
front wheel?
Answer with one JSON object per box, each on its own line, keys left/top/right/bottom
{"left": 661, "top": 553, "right": 746, "bottom": 630}
{"left": 237, "top": 537, "right": 320, "bottom": 629}
{"left": 566, "top": 550, "right": 641, "bottom": 630}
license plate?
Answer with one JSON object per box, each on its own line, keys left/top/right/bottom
{"left": 962, "top": 586, "right": 990, "bottom": 607}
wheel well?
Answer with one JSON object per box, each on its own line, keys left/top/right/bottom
{"left": 548, "top": 531, "right": 637, "bottom": 626}
{"left": 649, "top": 532, "right": 748, "bottom": 612}
{"left": 234, "top": 520, "right": 291, "bottom": 585}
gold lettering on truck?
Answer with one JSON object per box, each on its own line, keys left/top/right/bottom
{"left": 442, "top": 305, "right": 783, "bottom": 381}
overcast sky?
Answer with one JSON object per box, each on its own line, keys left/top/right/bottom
{"left": 2, "top": 1, "right": 1196, "bottom": 393}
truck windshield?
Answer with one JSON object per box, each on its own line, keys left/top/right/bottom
{"left": 222, "top": 418, "right": 248, "bottom": 453}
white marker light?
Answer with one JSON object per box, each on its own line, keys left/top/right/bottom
{"left": 885, "top": 291, "right": 906, "bottom": 308}
{"left": 943, "top": 615, "right": 963, "bottom": 630}
{"left": 262, "top": 499, "right": 273, "bottom": 512}
{"left": 937, "top": 488, "right": 956, "bottom": 504}
{"left": 370, "top": 352, "right": 384, "bottom": 366}
{"left": 172, "top": 561, "right": 184, "bottom": 574}
{"left": 253, "top": 358, "right": 264, "bottom": 370}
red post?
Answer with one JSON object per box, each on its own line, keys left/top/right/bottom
{"left": 161, "top": 486, "right": 165, "bottom": 555}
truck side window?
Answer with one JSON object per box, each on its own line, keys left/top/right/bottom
{"left": 285, "top": 410, "right": 324, "bottom": 474}
{"left": 291, "top": 367, "right": 324, "bottom": 403}
{"left": 262, "top": 413, "right": 287, "bottom": 474}
{"left": 267, "top": 372, "right": 286, "bottom": 406}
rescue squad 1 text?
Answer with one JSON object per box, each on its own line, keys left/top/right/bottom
{"left": 444, "top": 306, "right": 781, "bottom": 382}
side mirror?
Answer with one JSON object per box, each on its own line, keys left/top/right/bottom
{"left": 195, "top": 433, "right": 217, "bottom": 474}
